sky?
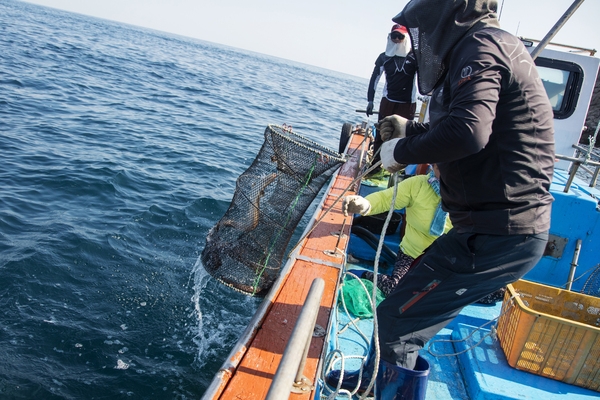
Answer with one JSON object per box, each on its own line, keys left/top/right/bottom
{"left": 22, "top": 0, "right": 600, "bottom": 78}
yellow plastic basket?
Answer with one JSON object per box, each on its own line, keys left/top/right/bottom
{"left": 496, "top": 280, "right": 600, "bottom": 392}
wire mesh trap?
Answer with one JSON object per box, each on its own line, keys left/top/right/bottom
{"left": 201, "top": 124, "right": 345, "bottom": 296}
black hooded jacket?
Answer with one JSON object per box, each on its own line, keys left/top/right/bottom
{"left": 392, "top": 27, "right": 555, "bottom": 235}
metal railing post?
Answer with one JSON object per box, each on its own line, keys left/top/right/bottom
{"left": 265, "top": 278, "right": 325, "bottom": 400}
{"left": 566, "top": 239, "right": 582, "bottom": 291}
{"left": 555, "top": 153, "right": 600, "bottom": 192}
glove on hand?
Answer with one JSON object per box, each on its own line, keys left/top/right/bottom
{"left": 342, "top": 195, "right": 371, "bottom": 217}
{"left": 366, "top": 101, "right": 374, "bottom": 116}
{"left": 377, "top": 114, "right": 408, "bottom": 142}
{"left": 381, "top": 138, "right": 407, "bottom": 173}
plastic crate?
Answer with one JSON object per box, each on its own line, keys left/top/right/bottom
{"left": 496, "top": 280, "right": 600, "bottom": 391}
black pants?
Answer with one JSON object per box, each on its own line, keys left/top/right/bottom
{"left": 376, "top": 229, "right": 548, "bottom": 369}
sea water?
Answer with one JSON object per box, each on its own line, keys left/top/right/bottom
{"left": 0, "top": 1, "right": 368, "bottom": 398}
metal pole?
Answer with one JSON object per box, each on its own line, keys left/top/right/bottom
{"left": 585, "top": 122, "right": 599, "bottom": 161}
{"left": 566, "top": 239, "right": 582, "bottom": 291}
{"left": 591, "top": 166, "right": 600, "bottom": 187}
{"left": 359, "top": 130, "right": 366, "bottom": 169}
{"left": 266, "top": 278, "right": 325, "bottom": 400}
{"left": 556, "top": 153, "right": 600, "bottom": 167}
{"left": 530, "top": 0, "right": 586, "bottom": 60}
{"left": 586, "top": 120, "right": 600, "bottom": 187}
{"left": 355, "top": 109, "right": 379, "bottom": 115}
{"left": 564, "top": 161, "right": 581, "bottom": 193}
{"left": 293, "top": 296, "right": 321, "bottom": 386}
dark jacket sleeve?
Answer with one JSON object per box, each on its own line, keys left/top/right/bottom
{"left": 406, "top": 121, "right": 429, "bottom": 135}
{"left": 367, "top": 53, "right": 386, "bottom": 102}
{"left": 394, "top": 39, "right": 502, "bottom": 164}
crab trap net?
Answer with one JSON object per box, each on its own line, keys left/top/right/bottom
{"left": 201, "top": 124, "right": 345, "bottom": 296}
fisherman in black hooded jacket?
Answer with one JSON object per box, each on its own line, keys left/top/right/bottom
{"left": 379, "top": 0, "right": 555, "bottom": 378}
{"left": 327, "top": 1, "right": 554, "bottom": 398}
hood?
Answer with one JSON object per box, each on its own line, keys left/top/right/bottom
{"left": 393, "top": 0, "right": 499, "bottom": 94}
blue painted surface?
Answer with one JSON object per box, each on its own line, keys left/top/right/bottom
{"left": 524, "top": 170, "right": 600, "bottom": 292}
{"left": 347, "top": 232, "right": 400, "bottom": 267}
{"left": 452, "top": 322, "right": 600, "bottom": 399}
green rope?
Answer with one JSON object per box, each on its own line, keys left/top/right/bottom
{"left": 251, "top": 155, "right": 319, "bottom": 295}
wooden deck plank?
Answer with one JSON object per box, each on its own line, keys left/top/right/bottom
{"left": 220, "top": 260, "right": 339, "bottom": 399}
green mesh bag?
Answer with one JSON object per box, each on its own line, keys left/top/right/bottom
{"left": 340, "top": 277, "right": 385, "bottom": 319}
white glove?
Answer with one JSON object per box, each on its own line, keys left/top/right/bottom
{"left": 342, "top": 195, "right": 371, "bottom": 217}
{"left": 377, "top": 115, "right": 408, "bottom": 142}
{"left": 381, "top": 138, "right": 407, "bottom": 173}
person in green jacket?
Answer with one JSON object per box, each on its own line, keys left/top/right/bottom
{"left": 342, "top": 164, "right": 451, "bottom": 296}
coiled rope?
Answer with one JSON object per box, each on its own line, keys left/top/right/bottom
{"left": 321, "top": 138, "right": 402, "bottom": 398}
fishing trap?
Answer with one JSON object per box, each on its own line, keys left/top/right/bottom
{"left": 201, "top": 124, "right": 345, "bottom": 296}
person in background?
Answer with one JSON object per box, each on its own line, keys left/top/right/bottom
{"left": 329, "top": 1, "right": 555, "bottom": 398}
{"left": 342, "top": 164, "right": 451, "bottom": 296}
{"left": 366, "top": 24, "right": 418, "bottom": 168}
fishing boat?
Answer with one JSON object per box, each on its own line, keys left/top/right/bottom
{"left": 201, "top": 11, "right": 600, "bottom": 400}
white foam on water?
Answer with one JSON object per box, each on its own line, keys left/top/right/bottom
{"left": 189, "top": 255, "right": 260, "bottom": 370}
{"left": 115, "top": 359, "right": 129, "bottom": 370}
{"left": 190, "top": 257, "right": 211, "bottom": 368}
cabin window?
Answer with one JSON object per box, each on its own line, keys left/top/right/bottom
{"left": 535, "top": 58, "right": 583, "bottom": 119}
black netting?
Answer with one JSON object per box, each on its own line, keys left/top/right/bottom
{"left": 582, "top": 264, "right": 600, "bottom": 297}
{"left": 201, "top": 125, "right": 345, "bottom": 296}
